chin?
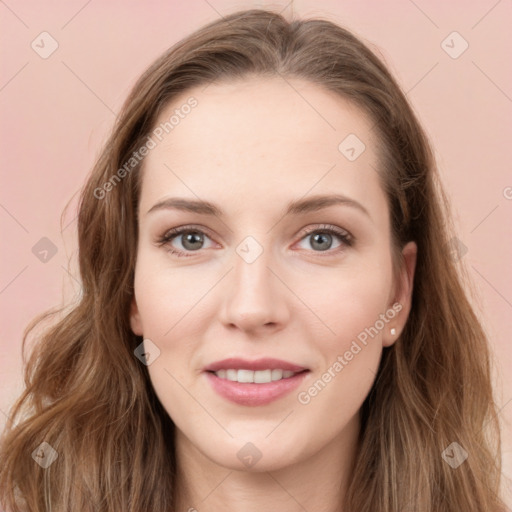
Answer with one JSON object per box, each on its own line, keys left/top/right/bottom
{"left": 215, "top": 451, "right": 297, "bottom": 473}
{"left": 198, "top": 435, "right": 309, "bottom": 473}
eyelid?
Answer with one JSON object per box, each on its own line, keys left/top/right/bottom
{"left": 160, "top": 223, "right": 216, "bottom": 241}
{"left": 297, "top": 223, "right": 352, "bottom": 241}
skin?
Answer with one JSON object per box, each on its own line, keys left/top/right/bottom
{"left": 130, "top": 76, "right": 417, "bottom": 512}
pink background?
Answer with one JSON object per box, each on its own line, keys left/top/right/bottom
{"left": 1, "top": 0, "right": 511, "bottom": 504}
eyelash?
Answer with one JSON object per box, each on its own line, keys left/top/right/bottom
{"left": 156, "top": 224, "right": 354, "bottom": 258}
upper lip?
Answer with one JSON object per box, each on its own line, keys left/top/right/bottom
{"left": 203, "top": 358, "right": 308, "bottom": 373}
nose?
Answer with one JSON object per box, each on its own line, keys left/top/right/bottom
{"left": 218, "top": 243, "right": 290, "bottom": 334}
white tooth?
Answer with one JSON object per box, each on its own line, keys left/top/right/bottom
{"left": 237, "top": 369, "right": 254, "bottom": 383}
{"left": 283, "top": 370, "right": 295, "bottom": 378}
{"left": 216, "top": 369, "right": 226, "bottom": 379}
{"left": 254, "top": 369, "right": 272, "bottom": 383}
{"left": 226, "top": 369, "right": 238, "bottom": 381}
{"left": 271, "top": 369, "right": 283, "bottom": 381}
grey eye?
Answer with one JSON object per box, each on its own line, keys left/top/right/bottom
{"left": 178, "top": 231, "right": 207, "bottom": 251}
{"left": 297, "top": 231, "right": 343, "bottom": 252}
{"left": 309, "top": 232, "right": 334, "bottom": 251}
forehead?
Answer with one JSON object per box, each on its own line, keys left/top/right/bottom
{"left": 138, "top": 76, "right": 386, "bottom": 220}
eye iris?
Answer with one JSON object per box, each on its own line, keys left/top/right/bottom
{"left": 311, "top": 232, "right": 332, "bottom": 251}
{"left": 182, "top": 232, "right": 204, "bottom": 250}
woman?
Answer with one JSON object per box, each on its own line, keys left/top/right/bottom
{"left": 0, "top": 8, "right": 507, "bottom": 511}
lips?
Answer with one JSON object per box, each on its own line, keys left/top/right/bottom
{"left": 203, "top": 357, "right": 310, "bottom": 406}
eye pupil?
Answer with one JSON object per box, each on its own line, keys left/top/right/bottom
{"left": 311, "top": 232, "right": 332, "bottom": 251}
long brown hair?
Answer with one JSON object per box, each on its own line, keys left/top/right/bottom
{"left": 0, "top": 9, "right": 507, "bottom": 511}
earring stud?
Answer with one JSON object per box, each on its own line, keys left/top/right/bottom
{"left": 390, "top": 328, "right": 397, "bottom": 336}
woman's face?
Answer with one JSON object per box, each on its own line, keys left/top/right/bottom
{"left": 130, "top": 76, "right": 416, "bottom": 472}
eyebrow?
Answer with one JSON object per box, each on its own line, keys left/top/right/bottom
{"left": 146, "top": 193, "right": 371, "bottom": 219}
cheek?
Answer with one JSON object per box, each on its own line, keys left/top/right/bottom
{"left": 133, "top": 259, "right": 204, "bottom": 419}
{"left": 297, "top": 262, "right": 393, "bottom": 349}
{"left": 291, "top": 260, "right": 393, "bottom": 414}
{"left": 293, "top": 272, "right": 390, "bottom": 429}
{"left": 133, "top": 254, "right": 209, "bottom": 337}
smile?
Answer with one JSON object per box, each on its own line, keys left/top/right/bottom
{"left": 204, "top": 369, "right": 309, "bottom": 406}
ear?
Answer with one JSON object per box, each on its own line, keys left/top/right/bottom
{"left": 383, "top": 241, "right": 417, "bottom": 347}
{"left": 130, "top": 296, "right": 144, "bottom": 336}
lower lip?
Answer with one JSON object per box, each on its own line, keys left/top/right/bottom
{"left": 204, "top": 371, "right": 309, "bottom": 406}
